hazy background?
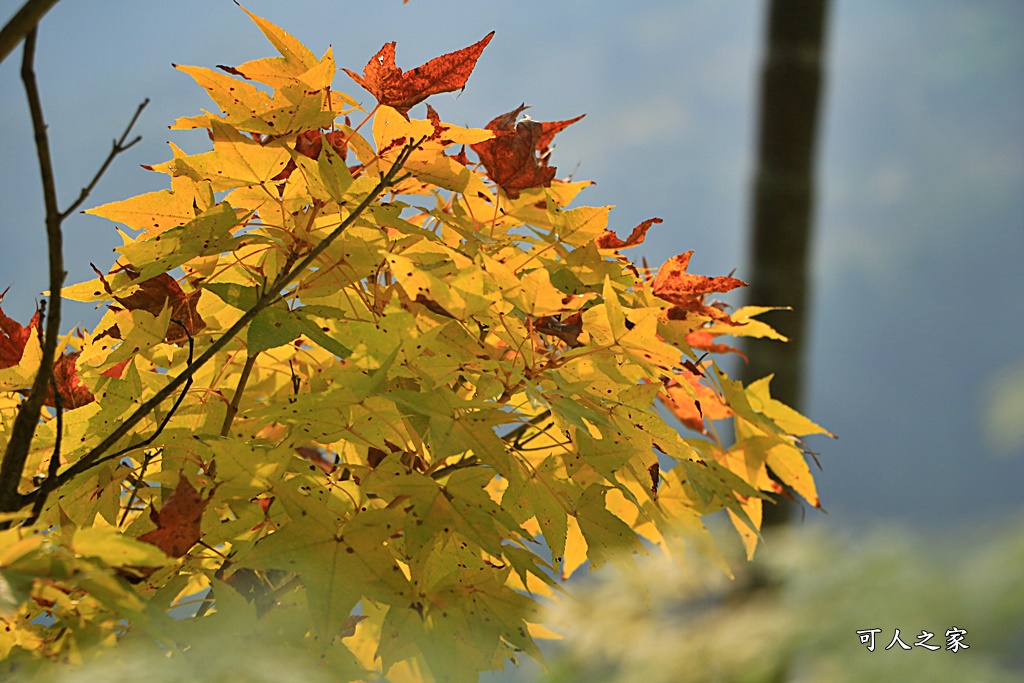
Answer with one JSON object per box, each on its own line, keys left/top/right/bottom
{"left": 1, "top": 0, "right": 1022, "bottom": 673}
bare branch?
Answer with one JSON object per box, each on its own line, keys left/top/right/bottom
{"left": 61, "top": 98, "right": 149, "bottom": 220}
{"left": 118, "top": 448, "right": 156, "bottom": 528}
{"left": 0, "top": 29, "right": 151, "bottom": 516}
{"left": 0, "top": 0, "right": 59, "bottom": 66}
{"left": 0, "top": 28, "right": 64, "bottom": 514}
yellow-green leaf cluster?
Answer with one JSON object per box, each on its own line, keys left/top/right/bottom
{"left": 0, "top": 7, "right": 827, "bottom": 682}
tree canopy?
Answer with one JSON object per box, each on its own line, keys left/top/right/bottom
{"left": 0, "top": 7, "right": 825, "bottom": 681}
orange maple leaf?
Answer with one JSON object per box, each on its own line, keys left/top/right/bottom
{"left": 470, "top": 104, "right": 584, "bottom": 199}
{"left": 653, "top": 251, "right": 746, "bottom": 321}
{"left": 685, "top": 330, "right": 746, "bottom": 360}
{"left": 343, "top": 32, "right": 494, "bottom": 116}
{"left": 595, "top": 217, "right": 662, "bottom": 250}
{"left": 658, "top": 373, "right": 733, "bottom": 433}
{"left": 138, "top": 475, "right": 212, "bottom": 557}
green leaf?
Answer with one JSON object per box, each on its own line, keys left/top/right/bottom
{"left": 203, "top": 282, "right": 260, "bottom": 311}
{"left": 73, "top": 527, "right": 171, "bottom": 568}
{"left": 117, "top": 202, "right": 241, "bottom": 281}
{"left": 294, "top": 309, "right": 352, "bottom": 358}
{"left": 248, "top": 304, "right": 302, "bottom": 353}
{"left": 241, "top": 506, "right": 413, "bottom": 639}
{"left": 575, "top": 484, "right": 647, "bottom": 571}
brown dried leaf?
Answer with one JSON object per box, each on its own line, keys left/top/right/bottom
{"left": 138, "top": 475, "right": 211, "bottom": 558}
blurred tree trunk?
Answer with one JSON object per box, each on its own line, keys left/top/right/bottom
{"left": 743, "top": 0, "right": 829, "bottom": 528}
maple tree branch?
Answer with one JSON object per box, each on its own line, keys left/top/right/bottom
{"left": 268, "top": 136, "right": 427, "bottom": 299}
{"left": 19, "top": 138, "right": 424, "bottom": 507}
{"left": 0, "top": 28, "right": 65, "bottom": 515}
{"left": 0, "top": 0, "right": 59, "bottom": 66}
{"left": 220, "top": 353, "right": 258, "bottom": 437}
{"left": 61, "top": 98, "right": 148, "bottom": 220}
{"left": 118, "top": 448, "right": 156, "bottom": 527}
{"left": 0, "top": 33, "right": 151, "bottom": 516}
{"left": 430, "top": 455, "right": 478, "bottom": 480}
{"left": 55, "top": 321, "right": 195, "bottom": 477}
{"left": 25, "top": 373, "right": 63, "bottom": 526}
{"left": 499, "top": 411, "right": 552, "bottom": 445}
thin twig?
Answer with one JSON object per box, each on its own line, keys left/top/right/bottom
{"left": 23, "top": 321, "right": 191, "bottom": 523}
{"left": 75, "top": 321, "right": 195, "bottom": 474}
{"left": 118, "top": 449, "right": 156, "bottom": 527}
{"left": 61, "top": 99, "right": 149, "bottom": 220}
{"left": 220, "top": 353, "right": 258, "bottom": 437}
{"left": 498, "top": 411, "right": 552, "bottom": 445}
{"left": 430, "top": 455, "right": 479, "bottom": 481}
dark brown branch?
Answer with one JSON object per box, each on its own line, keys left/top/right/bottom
{"left": 499, "top": 410, "right": 552, "bottom": 445}
{"left": 0, "top": 29, "right": 150, "bottom": 515}
{"left": 0, "top": 28, "right": 64, "bottom": 513}
{"left": 26, "top": 360, "right": 63, "bottom": 526}
{"left": 18, "top": 138, "right": 424, "bottom": 507}
{"left": 430, "top": 456, "right": 479, "bottom": 481}
{"left": 0, "top": 0, "right": 59, "bottom": 66}
{"left": 119, "top": 449, "right": 156, "bottom": 527}
{"left": 64, "top": 321, "right": 195, "bottom": 474}
{"left": 26, "top": 321, "right": 191, "bottom": 525}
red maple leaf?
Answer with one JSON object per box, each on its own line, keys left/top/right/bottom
{"left": 449, "top": 145, "right": 470, "bottom": 167}
{"left": 343, "top": 32, "right": 494, "bottom": 116}
{"left": 0, "top": 293, "right": 96, "bottom": 409}
{"left": 95, "top": 265, "right": 205, "bottom": 344}
{"left": 653, "top": 251, "right": 746, "bottom": 321}
{"left": 596, "top": 217, "right": 662, "bottom": 250}
{"left": 138, "top": 475, "right": 211, "bottom": 558}
{"left": 47, "top": 351, "right": 95, "bottom": 409}
{"left": 470, "top": 104, "right": 584, "bottom": 199}
{"left": 0, "top": 292, "right": 40, "bottom": 370}
{"left": 273, "top": 129, "right": 350, "bottom": 181}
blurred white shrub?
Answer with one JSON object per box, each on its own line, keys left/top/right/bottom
{"left": 541, "top": 517, "right": 1024, "bottom": 683}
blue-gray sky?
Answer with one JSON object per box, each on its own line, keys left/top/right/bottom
{"left": 1, "top": 1, "right": 1022, "bottom": 541}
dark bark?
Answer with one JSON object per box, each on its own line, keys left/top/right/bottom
{"left": 0, "top": 0, "right": 59, "bottom": 65}
{"left": 743, "top": 0, "right": 829, "bottom": 528}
